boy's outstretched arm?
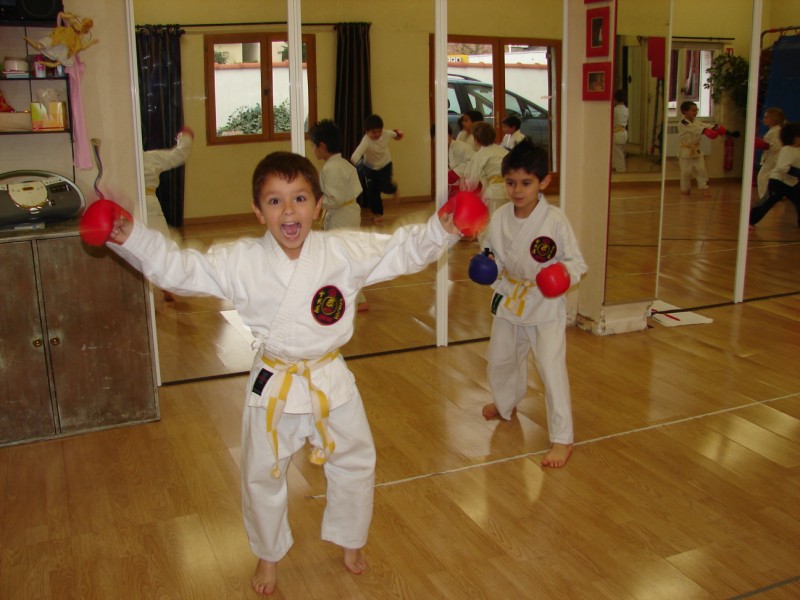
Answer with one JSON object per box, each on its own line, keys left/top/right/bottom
{"left": 438, "top": 210, "right": 459, "bottom": 235}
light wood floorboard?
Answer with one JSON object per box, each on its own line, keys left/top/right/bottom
{"left": 2, "top": 296, "right": 800, "bottom": 599}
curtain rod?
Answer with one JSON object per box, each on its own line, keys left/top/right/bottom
{"left": 176, "top": 21, "right": 341, "bottom": 28}
{"left": 671, "top": 36, "right": 735, "bottom": 42}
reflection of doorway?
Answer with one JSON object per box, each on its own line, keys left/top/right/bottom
{"left": 430, "top": 35, "right": 562, "bottom": 188}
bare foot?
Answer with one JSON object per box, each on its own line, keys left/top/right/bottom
{"left": 481, "top": 403, "right": 516, "bottom": 421}
{"left": 343, "top": 547, "right": 367, "bottom": 574}
{"left": 252, "top": 558, "right": 277, "bottom": 595}
{"left": 541, "top": 443, "right": 573, "bottom": 468}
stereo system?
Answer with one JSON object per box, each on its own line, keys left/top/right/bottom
{"left": 0, "top": 0, "right": 63, "bottom": 23}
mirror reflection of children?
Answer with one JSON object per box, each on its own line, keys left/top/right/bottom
{"left": 501, "top": 115, "right": 525, "bottom": 151}
{"left": 755, "top": 107, "right": 785, "bottom": 198}
{"left": 677, "top": 101, "right": 724, "bottom": 197}
{"left": 105, "top": 151, "right": 462, "bottom": 597}
{"left": 612, "top": 90, "right": 628, "bottom": 173}
{"left": 461, "top": 121, "right": 509, "bottom": 217}
{"left": 350, "top": 114, "right": 403, "bottom": 225}
{"left": 310, "top": 119, "right": 369, "bottom": 311}
{"left": 430, "top": 124, "right": 475, "bottom": 197}
{"left": 456, "top": 109, "right": 484, "bottom": 151}
{"left": 749, "top": 121, "right": 800, "bottom": 228}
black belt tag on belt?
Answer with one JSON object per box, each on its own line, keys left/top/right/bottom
{"left": 491, "top": 293, "right": 503, "bottom": 315}
{"left": 252, "top": 368, "right": 273, "bottom": 395}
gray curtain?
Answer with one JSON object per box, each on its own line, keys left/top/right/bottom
{"left": 334, "top": 22, "right": 372, "bottom": 159}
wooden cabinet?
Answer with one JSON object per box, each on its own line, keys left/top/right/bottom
{"left": 0, "top": 225, "right": 159, "bottom": 445}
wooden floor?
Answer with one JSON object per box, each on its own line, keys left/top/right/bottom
{"left": 2, "top": 295, "right": 799, "bottom": 599}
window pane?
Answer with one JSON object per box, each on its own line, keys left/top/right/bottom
{"left": 213, "top": 42, "right": 263, "bottom": 136}
{"left": 270, "top": 40, "right": 310, "bottom": 135}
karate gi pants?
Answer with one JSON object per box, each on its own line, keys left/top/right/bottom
{"left": 679, "top": 156, "right": 708, "bottom": 192}
{"left": 241, "top": 395, "right": 376, "bottom": 561}
{"left": 486, "top": 314, "right": 574, "bottom": 444}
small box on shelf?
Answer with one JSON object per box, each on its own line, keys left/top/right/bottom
{"left": 30, "top": 101, "right": 65, "bottom": 130}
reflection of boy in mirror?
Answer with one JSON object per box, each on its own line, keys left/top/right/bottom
{"left": 677, "top": 100, "right": 724, "bottom": 197}
{"left": 612, "top": 90, "right": 628, "bottom": 173}
{"left": 749, "top": 121, "right": 800, "bottom": 228}
{"left": 755, "top": 107, "right": 785, "bottom": 198}
{"left": 456, "top": 109, "right": 483, "bottom": 151}
{"left": 430, "top": 124, "right": 475, "bottom": 197}
{"left": 501, "top": 115, "right": 525, "bottom": 151}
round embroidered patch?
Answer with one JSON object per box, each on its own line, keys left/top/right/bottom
{"left": 311, "top": 285, "right": 346, "bottom": 325}
{"left": 530, "top": 236, "right": 557, "bottom": 263}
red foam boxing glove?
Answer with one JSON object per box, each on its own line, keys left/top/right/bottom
{"left": 447, "top": 170, "right": 459, "bottom": 185}
{"left": 453, "top": 191, "right": 489, "bottom": 237}
{"left": 754, "top": 137, "right": 770, "bottom": 151}
{"left": 535, "top": 262, "right": 571, "bottom": 298}
{"left": 713, "top": 125, "right": 727, "bottom": 136}
{"left": 702, "top": 128, "right": 719, "bottom": 140}
{"left": 79, "top": 199, "right": 133, "bottom": 246}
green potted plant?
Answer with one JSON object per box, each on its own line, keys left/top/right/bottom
{"left": 704, "top": 53, "right": 749, "bottom": 113}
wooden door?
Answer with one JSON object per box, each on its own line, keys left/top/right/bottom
{"left": 0, "top": 240, "right": 56, "bottom": 443}
{"left": 36, "top": 237, "right": 158, "bottom": 432}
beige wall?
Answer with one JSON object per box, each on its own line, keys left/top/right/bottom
{"left": 133, "top": 0, "right": 561, "bottom": 220}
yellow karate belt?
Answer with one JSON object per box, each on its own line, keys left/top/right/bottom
{"left": 487, "top": 175, "right": 504, "bottom": 185}
{"left": 680, "top": 142, "right": 700, "bottom": 157}
{"left": 503, "top": 274, "right": 536, "bottom": 317}
{"left": 260, "top": 350, "right": 340, "bottom": 478}
{"left": 145, "top": 187, "right": 157, "bottom": 195}
{"left": 613, "top": 126, "right": 626, "bottom": 133}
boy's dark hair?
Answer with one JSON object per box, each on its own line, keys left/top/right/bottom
{"left": 461, "top": 110, "right": 484, "bottom": 127}
{"left": 472, "top": 121, "right": 497, "bottom": 146}
{"left": 779, "top": 121, "right": 800, "bottom": 146}
{"left": 614, "top": 89, "right": 626, "bottom": 104}
{"left": 502, "top": 115, "right": 521, "bottom": 130}
{"left": 365, "top": 114, "right": 384, "bottom": 131}
{"left": 252, "top": 151, "right": 322, "bottom": 205}
{"left": 309, "top": 119, "right": 343, "bottom": 154}
{"left": 501, "top": 139, "right": 549, "bottom": 180}
{"left": 680, "top": 100, "right": 697, "bottom": 114}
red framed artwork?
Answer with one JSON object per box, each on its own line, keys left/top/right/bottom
{"left": 586, "top": 6, "right": 610, "bottom": 57}
{"left": 582, "top": 62, "right": 611, "bottom": 101}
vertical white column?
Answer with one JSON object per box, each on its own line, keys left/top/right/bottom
{"left": 733, "top": 0, "right": 763, "bottom": 302}
{"left": 287, "top": 0, "right": 305, "bottom": 155}
{"left": 435, "top": 0, "right": 450, "bottom": 347}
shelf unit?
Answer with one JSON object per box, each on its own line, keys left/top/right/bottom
{"left": 1, "top": 22, "right": 74, "bottom": 179}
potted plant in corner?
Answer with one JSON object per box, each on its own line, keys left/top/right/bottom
{"left": 704, "top": 53, "right": 750, "bottom": 114}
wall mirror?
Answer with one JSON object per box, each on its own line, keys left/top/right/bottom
{"left": 743, "top": 3, "right": 800, "bottom": 301}
{"left": 604, "top": 0, "right": 670, "bottom": 304}
{"left": 131, "top": 0, "right": 566, "bottom": 384}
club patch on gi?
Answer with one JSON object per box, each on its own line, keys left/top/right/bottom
{"left": 312, "top": 285, "right": 346, "bottom": 325}
{"left": 530, "top": 236, "right": 557, "bottom": 263}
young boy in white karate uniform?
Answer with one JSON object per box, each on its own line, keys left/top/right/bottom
{"left": 677, "top": 101, "right": 724, "bottom": 196}
{"left": 311, "top": 118, "right": 370, "bottom": 311}
{"left": 142, "top": 127, "right": 193, "bottom": 239}
{"left": 755, "top": 107, "right": 785, "bottom": 199}
{"left": 461, "top": 121, "right": 509, "bottom": 216}
{"left": 350, "top": 113, "right": 403, "bottom": 224}
{"left": 481, "top": 140, "right": 587, "bottom": 468}
{"left": 105, "top": 151, "right": 462, "bottom": 595}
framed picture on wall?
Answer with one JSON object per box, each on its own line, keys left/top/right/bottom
{"left": 586, "top": 6, "right": 610, "bottom": 57}
{"left": 583, "top": 62, "right": 612, "bottom": 101}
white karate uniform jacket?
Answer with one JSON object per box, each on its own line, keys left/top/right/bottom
{"left": 462, "top": 144, "right": 509, "bottom": 213}
{"left": 448, "top": 138, "right": 475, "bottom": 178}
{"left": 142, "top": 131, "right": 192, "bottom": 237}
{"left": 485, "top": 196, "right": 587, "bottom": 325}
{"left": 350, "top": 129, "right": 398, "bottom": 169}
{"left": 501, "top": 130, "right": 526, "bottom": 151}
{"left": 320, "top": 153, "right": 362, "bottom": 230}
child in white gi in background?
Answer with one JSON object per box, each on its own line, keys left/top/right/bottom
{"left": 310, "top": 118, "right": 369, "bottom": 311}
{"left": 429, "top": 124, "right": 475, "bottom": 197}
{"left": 105, "top": 151, "right": 461, "bottom": 596}
{"left": 143, "top": 126, "right": 193, "bottom": 239}
{"left": 350, "top": 113, "right": 403, "bottom": 224}
{"left": 481, "top": 140, "right": 587, "bottom": 468}
{"left": 500, "top": 115, "right": 526, "bottom": 151}
{"left": 456, "top": 110, "right": 483, "bottom": 151}
{"left": 462, "top": 121, "right": 509, "bottom": 216}
{"left": 143, "top": 126, "right": 193, "bottom": 302}
{"left": 755, "top": 107, "right": 785, "bottom": 199}
{"left": 677, "top": 100, "right": 724, "bottom": 197}
{"left": 612, "top": 90, "right": 629, "bottom": 173}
